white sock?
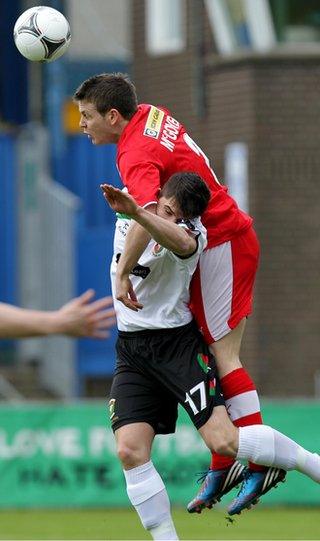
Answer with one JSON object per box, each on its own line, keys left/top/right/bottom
{"left": 238, "top": 425, "right": 320, "bottom": 482}
{"left": 124, "top": 461, "right": 179, "bottom": 540}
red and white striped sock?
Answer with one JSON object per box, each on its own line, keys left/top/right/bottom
{"left": 210, "top": 367, "right": 266, "bottom": 472}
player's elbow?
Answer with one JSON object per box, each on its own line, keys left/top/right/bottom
{"left": 175, "top": 237, "right": 196, "bottom": 257}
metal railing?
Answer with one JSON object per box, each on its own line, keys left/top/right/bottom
{"left": 17, "top": 123, "right": 80, "bottom": 398}
{"left": 0, "top": 374, "right": 25, "bottom": 402}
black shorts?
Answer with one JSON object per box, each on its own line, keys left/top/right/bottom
{"left": 109, "top": 320, "right": 225, "bottom": 434}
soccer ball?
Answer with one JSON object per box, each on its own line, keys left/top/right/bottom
{"left": 13, "top": 6, "right": 71, "bottom": 62}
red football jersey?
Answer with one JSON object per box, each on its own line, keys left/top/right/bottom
{"left": 117, "top": 104, "right": 252, "bottom": 248}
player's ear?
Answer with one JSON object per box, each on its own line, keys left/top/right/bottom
{"left": 108, "top": 108, "right": 121, "bottom": 125}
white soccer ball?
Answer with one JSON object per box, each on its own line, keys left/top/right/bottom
{"left": 13, "top": 6, "right": 71, "bottom": 62}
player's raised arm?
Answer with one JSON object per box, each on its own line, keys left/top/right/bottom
{"left": 101, "top": 184, "right": 197, "bottom": 256}
{"left": 101, "top": 184, "right": 153, "bottom": 312}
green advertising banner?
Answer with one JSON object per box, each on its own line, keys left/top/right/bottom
{"left": 0, "top": 400, "right": 319, "bottom": 508}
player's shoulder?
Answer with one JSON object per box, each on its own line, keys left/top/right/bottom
{"left": 134, "top": 103, "right": 172, "bottom": 141}
{"left": 118, "top": 102, "right": 184, "bottom": 165}
{"left": 123, "top": 103, "right": 174, "bottom": 141}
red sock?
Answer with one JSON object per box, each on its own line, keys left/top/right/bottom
{"left": 210, "top": 367, "right": 266, "bottom": 472}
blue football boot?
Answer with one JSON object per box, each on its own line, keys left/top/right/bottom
{"left": 227, "top": 467, "right": 286, "bottom": 515}
{"left": 187, "top": 461, "right": 246, "bottom": 514}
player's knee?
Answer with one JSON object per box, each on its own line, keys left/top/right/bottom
{"left": 117, "top": 443, "right": 138, "bottom": 468}
{"left": 117, "top": 443, "right": 142, "bottom": 469}
{"left": 213, "top": 435, "right": 235, "bottom": 456}
{"left": 202, "top": 418, "right": 238, "bottom": 456}
{"left": 210, "top": 428, "right": 238, "bottom": 456}
{"left": 200, "top": 405, "right": 238, "bottom": 455}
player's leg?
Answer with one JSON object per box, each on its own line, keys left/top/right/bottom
{"left": 210, "top": 318, "right": 266, "bottom": 468}
{"left": 186, "top": 397, "right": 245, "bottom": 513}
{"left": 189, "top": 228, "right": 284, "bottom": 513}
{"left": 192, "top": 230, "right": 263, "bottom": 452}
{"left": 158, "top": 323, "right": 246, "bottom": 514}
{"left": 197, "top": 407, "right": 320, "bottom": 515}
{"left": 115, "top": 421, "right": 155, "bottom": 468}
{"left": 211, "top": 319, "right": 285, "bottom": 511}
{"left": 114, "top": 422, "right": 178, "bottom": 540}
{"left": 231, "top": 424, "right": 320, "bottom": 514}
{"left": 111, "top": 334, "right": 179, "bottom": 541}
{"left": 152, "top": 323, "right": 320, "bottom": 517}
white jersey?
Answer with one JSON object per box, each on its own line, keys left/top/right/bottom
{"left": 110, "top": 216, "right": 207, "bottom": 331}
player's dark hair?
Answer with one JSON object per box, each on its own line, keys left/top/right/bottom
{"left": 73, "top": 73, "right": 138, "bottom": 119}
{"left": 160, "top": 172, "right": 211, "bottom": 219}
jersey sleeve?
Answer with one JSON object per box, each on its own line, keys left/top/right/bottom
{"left": 118, "top": 150, "right": 162, "bottom": 207}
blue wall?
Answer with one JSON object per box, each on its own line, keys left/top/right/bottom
{"left": 62, "top": 136, "right": 122, "bottom": 384}
{"left": 0, "top": 134, "right": 17, "bottom": 356}
{"left": 0, "top": 0, "right": 28, "bottom": 124}
{"left": 62, "top": 136, "right": 122, "bottom": 226}
{"left": 0, "top": 133, "right": 121, "bottom": 386}
{"left": 0, "top": 134, "right": 17, "bottom": 305}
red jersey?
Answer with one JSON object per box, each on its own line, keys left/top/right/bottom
{"left": 117, "top": 104, "right": 252, "bottom": 249}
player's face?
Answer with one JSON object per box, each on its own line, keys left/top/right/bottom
{"left": 78, "top": 101, "right": 118, "bottom": 144}
{"left": 157, "top": 196, "right": 183, "bottom": 223}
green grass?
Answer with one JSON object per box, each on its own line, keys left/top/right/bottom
{"left": 0, "top": 507, "right": 319, "bottom": 540}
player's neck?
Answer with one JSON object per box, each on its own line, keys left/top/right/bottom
{"left": 114, "top": 118, "right": 130, "bottom": 142}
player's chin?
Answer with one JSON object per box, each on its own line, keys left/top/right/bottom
{"left": 92, "top": 137, "right": 104, "bottom": 145}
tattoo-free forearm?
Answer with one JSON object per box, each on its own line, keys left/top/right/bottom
{"left": 116, "top": 221, "right": 152, "bottom": 276}
{"left": 132, "top": 207, "right": 196, "bottom": 256}
{"left": 0, "top": 303, "right": 61, "bottom": 338}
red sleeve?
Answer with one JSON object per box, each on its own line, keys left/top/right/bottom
{"left": 118, "top": 151, "right": 162, "bottom": 207}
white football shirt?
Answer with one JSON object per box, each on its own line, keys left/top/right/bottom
{"left": 110, "top": 215, "right": 207, "bottom": 331}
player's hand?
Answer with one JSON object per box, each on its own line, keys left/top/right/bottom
{"left": 100, "top": 184, "right": 139, "bottom": 216}
{"left": 116, "top": 275, "right": 143, "bottom": 311}
{"left": 56, "top": 289, "right": 116, "bottom": 338}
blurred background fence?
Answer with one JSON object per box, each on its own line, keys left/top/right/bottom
{"left": 1, "top": 126, "right": 121, "bottom": 398}
{"left": 17, "top": 124, "right": 79, "bottom": 398}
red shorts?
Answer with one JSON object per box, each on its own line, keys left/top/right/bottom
{"left": 190, "top": 227, "right": 260, "bottom": 344}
